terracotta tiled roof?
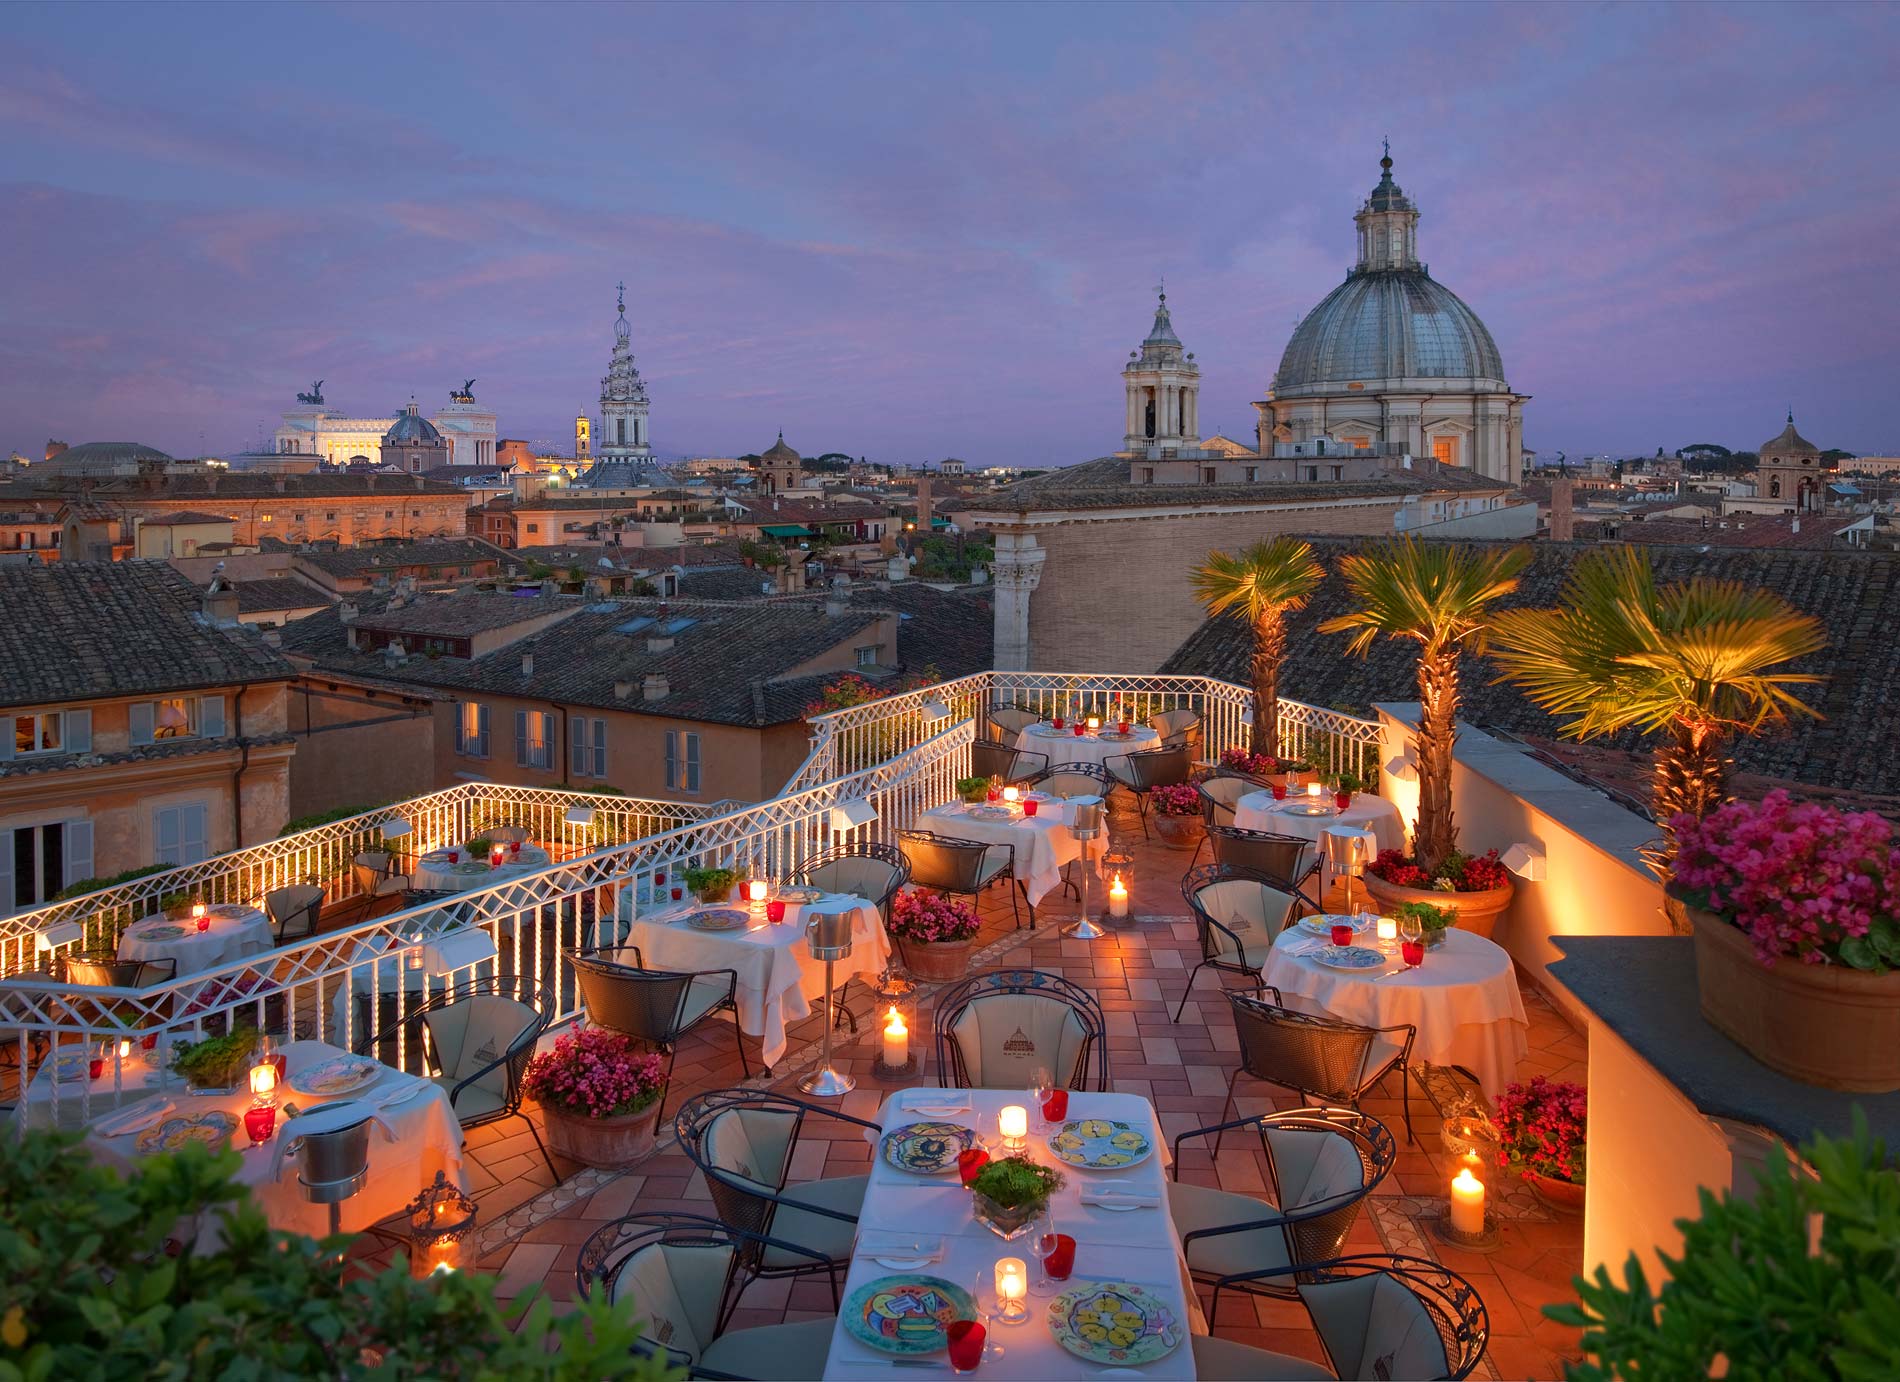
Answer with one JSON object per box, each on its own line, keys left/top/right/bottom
{"left": 1588, "top": 515, "right": 1854, "bottom": 550}
{"left": 1160, "top": 537, "right": 1900, "bottom": 799}
{"left": 231, "top": 577, "right": 330, "bottom": 614}
{"left": 292, "top": 539, "right": 509, "bottom": 576}
{"left": 971, "top": 455, "right": 1513, "bottom": 514}
{"left": 354, "top": 589, "right": 581, "bottom": 638}
{"left": 140, "top": 509, "right": 236, "bottom": 526}
{"left": 0, "top": 560, "right": 293, "bottom": 709}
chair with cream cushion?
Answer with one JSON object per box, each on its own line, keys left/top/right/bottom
{"left": 577, "top": 1211, "right": 838, "bottom": 1379}
{"left": 900, "top": 829, "right": 1032, "bottom": 930}
{"left": 568, "top": 946, "right": 748, "bottom": 1114}
{"left": 970, "top": 736, "right": 1049, "bottom": 785}
{"left": 1103, "top": 743, "right": 1193, "bottom": 838}
{"left": 933, "top": 968, "right": 1109, "bottom": 1092}
{"left": 1168, "top": 1107, "right": 1395, "bottom": 1313}
{"left": 470, "top": 824, "right": 531, "bottom": 847}
{"left": 676, "top": 1089, "right": 876, "bottom": 1317}
{"left": 1210, "top": 826, "right": 1324, "bottom": 909}
{"left": 1218, "top": 1254, "right": 1489, "bottom": 1380}
{"left": 1148, "top": 707, "right": 1203, "bottom": 758}
{"left": 988, "top": 704, "right": 1041, "bottom": 741}
{"left": 264, "top": 884, "right": 323, "bottom": 943}
{"left": 357, "top": 973, "right": 555, "bottom": 1177}
{"left": 351, "top": 850, "right": 410, "bottom": 901}
{"left": 1177, "top": 865, "right": 1303, "bottom": 1020}
{"left": 1228, "top": 989, "right": 1417, "bottom": 1143}
{"left": 1028, "top": 763, "right": 1112, "bottom": 800}
{"left": 1192, "top": 774, "right": 1258, "bottom": 865}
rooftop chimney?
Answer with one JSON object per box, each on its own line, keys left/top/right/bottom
{"left": 1548, "top": 478, "right": 1575, "bottom": 543}
{"left": 384, "top": 637, "right": 406, "bottom": 664}
{"left": 260, "top": 629, "right": 282, "bottom": 648}
{"left": 825, "top": 594, "right": 848, "bottom": 617}
{"left": 646, "top": 635, "right": 674, "bottom": 653}
{"left": 614, "top": 678, "right": 633, "bottom": 701}
{"left": 201, "top": 585, "right": 240, "bottom": 628}
{"left": 643, "top": 674, "right": 669, "bottom": 701}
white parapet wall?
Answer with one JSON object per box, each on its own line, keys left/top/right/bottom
{"left": 1373, "top": 703, "right": 1673, "bottom": 1023}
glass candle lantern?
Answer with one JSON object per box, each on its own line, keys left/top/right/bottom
{"left": 1002, "top": 786, "right": 1020, "bottom": 805}
{"left": 248, "top": 1059, "right": 278, "bottom": 1104}
{"left": 1376, "top": 915, "right": 1399, "bottom": 944}
{"left": 997, "top": 1104, "right": 1028, "bottom": 1151}
{"left": 190, "top": 902, "right": 208, "bottom": 920}
{"left": 880, "top": 1003, "right": 910, "bottom": 1071}
{"left": 406, "top": 1171, "right": 478, "bottom": 1279}
{"left": 994, "top": 1257, "right": 1029, "bottom": 1323}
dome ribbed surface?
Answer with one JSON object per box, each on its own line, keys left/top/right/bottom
{"left": 1274, "top": 270, "right": 1505, "bottom": 391}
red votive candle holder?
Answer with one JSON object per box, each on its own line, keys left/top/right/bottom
{"left": 141, "top": 1031, "right": 157, "bottom": 1051}
{"left": 957, "top": 1147, "right": 990, "bottom": 1186}
{"left": 1402, "top": 940, "right": 1425, "bottom": 968}
{"left": 670, "top": 885, "right": 683, "bottom": 902}
{"left": 447, "top": 849, "right": 460, "bottom": 863}
{"left": 654, "top": 869, "right": 666, "bottom": 886}
{"left": 1052, "top": 716, "right": 1064, "bottom": 730}
{"left": 1023, "top": 798, "right": 1039, "bottom": 818}
{"left": 1073, "top": 723, "right": 1085, "bottom": 737}
{"left": 1270, "top": 782, "right": 1287, "bottom": 801}
{"left": 196, "top": 914, "right": 212, "bottom": 933}
{"left": 1117, "top": 721, "right": 1130, "bottom": 736}
{"left": 511, "top": 840, "right": 522, "bottom": 856}
{"left": 243, "top": 1104, "right": 277, "bottom": 1146}
{"left": 1334, "top": 791, "right": 1352, "bottom": 811}
{"left": 766, "top": 899, "right": 787, "bottom": 924}
{"left": 947, "top": 1319, "right": 986, "bottom": 1373}
{"left": 1044, "top": 1232, "right": 1076, "bottom": 1281}
{"left": 88, "top": 1053, "right": 105, "bottom": 1080}
{"left": 1331, "top": 923, "right": 1354, "bottom": 947}
{"left": 1041, "top": 1088, "right": 1068, "bottom": 1122}
{"left": 986, "top": 785, "right": 999, "bottom": 803}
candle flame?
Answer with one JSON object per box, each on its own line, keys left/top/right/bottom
{"left": 1452, "top": 1167, "right": 1483, "bottom": 1193}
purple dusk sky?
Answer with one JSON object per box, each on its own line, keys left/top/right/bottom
{"left": 2, "top": 2, "right": 1896, "bottom": 467}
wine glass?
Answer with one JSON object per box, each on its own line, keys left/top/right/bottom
{"left": 1027, "top": 1065, "right": 1054, "bottom": 1134}
{"left": 1028, "top": 1207, "right": 1062, "bottom": 1295}
{"left": 1399, "top": 913, "right": 1426, "bottom": 968}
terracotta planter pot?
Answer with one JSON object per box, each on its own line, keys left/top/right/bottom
{"left": 540, "top": 1099, "right": 664, "bottom": 1169}
{"left": 1679, "top": 890, "right": 1900, "bottom": 1093}
{"left": 1362, "top": 871, "right": 1514, "bottom": 941}
{"left": 1153, "top": 814, "right": 1204, "bottom": 850}
{"left": 1524, "top": 1171, "right": 1586, "bottom": 1214}
{"left": 903, "top": 937, "right": 975, "bottom": 982}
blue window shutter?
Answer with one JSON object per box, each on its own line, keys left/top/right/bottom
{"left": 477, "top": 704, "right": 490, "bottom": 758}
{"left": 154, "top": 807, "right": 180, "bottom": 865}
{"left": 200, "top": 696, "right": 225, "bottom": 739}
{"left": 570, "top": 716, "right": 586, "bottom": 775}
{"left": 592, "top": 719, "right": 607, "bottom": 778}
{"left": 129, "top": 702, "right": 155, "bottom": 746}
{"left": 182, "top": 804, "right": 208, "bottom": 864}
{"left": 0, "top": 715, "right": 15, "bottom": 763}
{"left": 63, "top": 709, "right": 91, "bottom": 755}
{"left": 0, "top": 828, "right": 14, "bottom": 913}
{"left": 514, "top": 710, "right": 529, "bottom": 766}
{"left": 686, "top": 733, "right": 701, "bottom": 793}
{"left": 540, "top": 713, "right": 555, "bottom": 769}
{"left": 64, "top": 819, "right": 93, "bottom": 888}
{"left": 664, "top": 732, "right": 678, "bottom": 790}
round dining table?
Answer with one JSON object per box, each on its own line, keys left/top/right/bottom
{"left": 411, "top": 845, "right": 551, "bottom": 893}
{"left": 1014, "top": 722, "right": 1161, "bottom": 772}
{"left": 1259, "top": 924, "right": 1528, "bottom": 1098}
{"left": 117, "top": 904, "right": 274, "bottom": 977}
{"left": 1232, "top": 790, "right": 1404, "bottom": 883}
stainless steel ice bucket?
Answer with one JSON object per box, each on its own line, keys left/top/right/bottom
{"left": 806, "top": 910, "right": 854, "bottom": 962}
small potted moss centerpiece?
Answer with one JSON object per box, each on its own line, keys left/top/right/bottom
{"left": 1393, "top": 899, "right": 1455, "bottom": 949}
{"left": 956, "top": 776, "right": 992, "bottom": 805}
{"left": 683, "top": 866, "right": 739, "bottom": 904}
{"left": 968, "top": 1155, "right": 1064, "bottom": 1239}
{"left": 171, "top": 1029, "right": 260, "bottom": 1093}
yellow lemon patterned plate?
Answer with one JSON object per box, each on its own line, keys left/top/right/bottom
{"left": 1046, "top": 1280, "right": 1181, "bottom": 1365}
{"left": 135, "top": 1110, "right": 237, "bottom": 1154}
{"left": 1048, "top": 1117, "right": 1154, "bottom": 1170}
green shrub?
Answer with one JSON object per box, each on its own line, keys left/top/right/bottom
{"left": 277, "top": 804, "right": 386, "bottom": 838}
{"left": 1548, "top": 1114, "right": 1900, "bottom": 1381}
{"left": 0, "top": 1129, "right": 677, "bottom": 1380}
{"left": 53, "top": 865, "right": 169, "bottom": 902}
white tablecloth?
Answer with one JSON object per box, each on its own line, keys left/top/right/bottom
{"left": 823, "top": 1087, "right": 1195, "bottom": 1380}
{"left": 1260, "top": 926, "right": 1528, "bottom": 1098}
{"left": 621, "top": 896, "right": 888, "bottom": 1068}
{"left": 118, "top": 905, "right": 274, "bottom": 976}
{"left": 918, "top": 802, "right": 1090, "bottom": 906}
{"left": 80, "top": 1038, "right": 467, "bottom": 1242}
{"left": 1015, "top": 724, "right": 1162, "bottom": 772}
{"left": 1232, "top": 792, "right": 1404, "bottom": 885}
{"left": 412, "top": 847, "right": 549, "bottom": 893}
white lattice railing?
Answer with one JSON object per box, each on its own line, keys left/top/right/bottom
{"left": 6, "top": 721, "right": 975, "bottom": 1130}
{"left": 791, "top": 671, "right": 1382, "bottom": 790}
{"left": 0, "top": 784, "right": 708, "bottom": 979}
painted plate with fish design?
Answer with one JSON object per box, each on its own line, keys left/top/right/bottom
{"left": 1048, "top": 1117, "right": 1154, "bottom": 1170}
{"left": 880, "top": 1121, "right": 976, "bottom": 1175}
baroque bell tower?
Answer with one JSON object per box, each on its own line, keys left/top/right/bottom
{"left": 1120, "top": 287, "right": 1200, "bottom": 457}
{"left": 598, "top": 282, "right": 651, "bottom": 459}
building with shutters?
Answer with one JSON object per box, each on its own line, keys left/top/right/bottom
{"left": 0, "top": 562, "right": 295, "bottom": 915}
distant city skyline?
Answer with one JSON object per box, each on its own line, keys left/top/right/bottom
{"left": 2, "top": 2, "right": 1896, "bottom": 466}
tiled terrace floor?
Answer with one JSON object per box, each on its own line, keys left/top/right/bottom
{"left": 358, "top": 803, "right": 1589, "bottom": 1379}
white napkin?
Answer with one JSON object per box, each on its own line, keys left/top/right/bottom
{"left": 93, "top": 1098, "right": 174, "bottom": 1137}
{"left": 1079, "top": 1189, "right": 1160, "bottom": 1209}
{"left": 370, "top": 1082, "right": 425, "bottom": 1110}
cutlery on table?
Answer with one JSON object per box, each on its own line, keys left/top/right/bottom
{"left": 1079, "top": 1190, "right": 1160, "bottom": 1210}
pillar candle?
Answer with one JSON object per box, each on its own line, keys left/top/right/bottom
{"left": 1002, "top": 786, "right": 1020, "bottom": 804}
{"left": 995, "top": 1258, "right": 1028, "bottom": 1321}
{"left": 1376, "top": 915, "right": 1398, "bottom": 943}
{"left": 882, "top": 1007, "right": 908, "bottom": 1068}
{"left": 1108, "top": 876, "right": 1129, "bottom": 918}
{"left": 998, "top": 1105, "right": 1027, "bottom": 1148}
{"left": 748, "top": 878, "right": 769, "bottom": 904}
{"left": 1450, "top": 1167, "right": 1486, "bottom": 1236}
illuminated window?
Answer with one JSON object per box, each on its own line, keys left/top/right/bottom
{"left": 1342, "top": 435, "right": 1370, "bottom": 452}
{"left": 153, "top": 698, "right": 198, "bottom": 739}
{"left": 259, "top": 513, "right": 273, "bottom": 523}
{"left": 12, "top": 711, "right": 63, "bottom": 756}
{"left": 1431, "top": 437, "right": 1458, "bottom": 467}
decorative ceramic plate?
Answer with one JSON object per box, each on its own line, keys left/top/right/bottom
{"left": 1281, "top": 801, "right": 1338, "bottom": 817}
{"left": 450, "top": 861, "right": 492, "bottom": 876}
{"left": 778, "top": 886, "right": 822, "bottom": 903}
{"left": 52, "top": 1051, "right": 91, "bottom": 1083}
{"left": 881, "top": 1121, "right": 976, "bottom": 1175}
{"left": 1048, "top": 1118, "right": 1154, "bottom": 1170}
{"left": 209, "top": 904, "right": 252, "bottom": 919}
{"left": 1028, "top": 724, "right": 1068, "bottom": 738}
{"left": 135, "top": 1109, "right": 237, "bottom": 1155}
{"left": 288, "top": 1054, "right": 384, "bottom": 1097}
{"left": 688, "top": 909, "right": 749, "bottom": 932}
{"left": 1296, "top": 913, "right": 1376, "bottom": 937}
{"left": 1097, "top": 731, "right": 1137, "bottom": 742}
{"left": 965, "top": 804, "right": 1014, "bottom": 821}
{"left": 1308, "top": 945, "right": 1387, "bottom": 971}
{"left": 420, "top": 849, "right": 454, "bottom": 863}
{"left": 842, "top": 1275, "right": 976, "bottom": 1356}
{"left": 1046, "top": 1281, "right": 1182, "bottom": 1366}
{"left": 133, "top": 923, "right": 188, "bottom": 939}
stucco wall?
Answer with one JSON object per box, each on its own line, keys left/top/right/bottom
{"left": 1026, "top": 501, "right": 1405, "bottom": 672}
{"left": 287, "top": 681, "right": 435, "bottom": 820}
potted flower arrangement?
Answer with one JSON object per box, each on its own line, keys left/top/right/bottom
{"left": 521, "top": 1026, "right": 668, "bottom": 1168}
{"left": 1494, "top": 1076, "right": 1586, "bottom": 1212}
{"left": 1363, "top": 847, "right": 1514, "bottom": 939}
{"left": 1393, "top": 899, "right": 1454, "bottom": 949}
{"left": 683, "top": 865, "right": 739, "bottom": 904}
{"left": 1217, "top": 748, "right": 1313, "bottom": 789}
{"left": 956, "top": 775, "right": 992, "bottom": 805}
{"left": 889, "top": 888, "right": 981, "bottom": 981}
{"left": 1669, "top": 791, "right": 1900, "bottom": 1092}
{"left": 968, "top": 1155, "right": 1065, "bottom": 1240}
{"left": 1149, "top": 782, "right": 1205, "bottom": 849}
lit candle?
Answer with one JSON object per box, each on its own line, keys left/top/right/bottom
{"left": 190, "top": 902, "right": 207, "bottom": 920}
{"left": 117, "top": 1037, "right": 132, "bottom": 1060}
{"left": 1002, "top": 785, "right": 1020, "bottom": 804}
{"left": 1450, "top": 1166, "right": 1486, "bottom": 1236}
{"left": 1307, "top": 782, "right": 1323, "bottom": 799}
{"left": 998, "top": 1104, "right": 1028, "bottom": 1149}
{"left": 882, "top": 1006, "right": 908, "bottom": 1068}
{"left": 1086, "top": 716, "right": 1100, "bottom": 733}
{"left": 249, "top": 1060, "right": 278, "bottom": 1102}
{"left": 748, "top": 878, "right": 769, "bottom": 904}
{"left": 1377, "top": 915, "right": 1399, "bottom": 944}
{"left": 1108, "top": 875, "right": 1129, "bottom": 919}
{"left": 995, "top": 1258, "right": 1028, "bottom": 1322}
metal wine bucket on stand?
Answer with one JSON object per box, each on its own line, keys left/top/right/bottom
{"left": 1066, "top": 797, "right": 1108, "bottom": 940}
{"left": 799, "top": 901, "right": 857, "bottom": 1097}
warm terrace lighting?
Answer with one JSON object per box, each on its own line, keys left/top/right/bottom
{"left": 1307, "top": 782, "right": 1323, "bottom": 799}
{"left": 191, "top": 902, "right": 208, "bottom": 919}
{"left": 1086, "top": 716, "right": 1100, "bottom": 732}
{"left": 748, "top": 878, "right": 769, "bottom": 904}
{"left": 882, "top": 1006, "right": 909, "bottom": 1068}
{"left": 995, "top": 1258, "right": 1028, "bottom": 1322}
{"left": 1002, "top": 785, "right": 1020, "bottom": 804}
{"left": 1450, "top": 1167, "right": 1486, "bottom": 1236}
{"left": 998, "top": 1104, "right": 1028, "bottom": 1149}
{"left": 1377, "top": 915, "right": 1399, "bottom": 943}
{"left": 249, "top": 1060, "right": 278, "bottom": 1102}
{"left": 1108, "top": 875, "right": 1129, "bottom": 918}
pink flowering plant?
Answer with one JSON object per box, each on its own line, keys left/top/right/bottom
{"left": 1150, "top": 782, "right": 1204, "bottom": 817}
{"left": 520, "top": 1026, "right": 667, "bottom": 1120}
{"left": 1217, "top": 748, "right": 1310, "bottom": 777}
{"left": 1671, "top": 790, "right": 1900, "bottom": 970}
{"left": 889, "top": 888, "right": 980, "bottom": 943}
{"left": 1494, "top": 1076, "right": 1587, "bottom": 1184}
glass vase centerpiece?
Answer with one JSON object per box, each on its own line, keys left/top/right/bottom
{"left": 967, "top": 1155, "right": 1064, "bottom": 1240}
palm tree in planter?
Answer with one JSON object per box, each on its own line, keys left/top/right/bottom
{"left": 1319, "top": 537, "right": 1531, "bottom": 934}
{"left": 1189, "top": 536, "right": 1325, "bottom": 760}
{"left": 1486, "top": 544, "right": 1826, "bottom": 861}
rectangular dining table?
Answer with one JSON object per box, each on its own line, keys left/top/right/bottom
{"left": 822, "top": 1086, "right": 1198, "bottom": 1379}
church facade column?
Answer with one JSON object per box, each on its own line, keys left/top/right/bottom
{"left": 990, "top": 529, "right": 1046, "bottom": 671}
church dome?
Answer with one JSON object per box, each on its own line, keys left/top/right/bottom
{"left": 37, "top": 441, "right": 174, "bottom": 477}
{"left": 382, "top": 403, "right": 442, "bottom": 445}
{"left": 1273, "top": 271, "right": 1505, "bottom": 392}
{"left": 761, "top": 433, "right": 799, "bottom": 463}
{"left": 1760, "top": 414, "right": 1818, "bottom": 456}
